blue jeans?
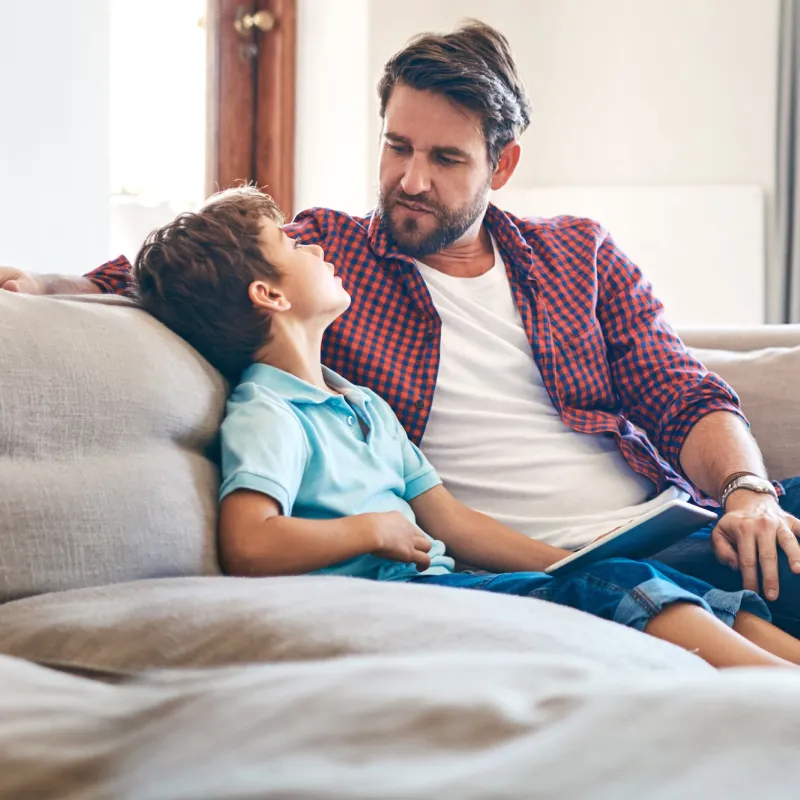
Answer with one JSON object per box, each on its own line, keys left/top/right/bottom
{"left": 411, "top": 558, "right": 769, "bottom": 632}
{"left": 654, "top": 476, "right": 800, "bottom": 637}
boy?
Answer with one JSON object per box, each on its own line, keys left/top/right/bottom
{"left": 133, "top": 187, "right": 800, "bottom": 669}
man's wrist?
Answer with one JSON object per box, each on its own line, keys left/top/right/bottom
{"left": 723, "top": 488, "right": 780, "bottom": 513}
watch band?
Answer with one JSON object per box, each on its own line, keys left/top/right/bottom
{"left": 719, "top": 475, "right": 778, "bottom": 510}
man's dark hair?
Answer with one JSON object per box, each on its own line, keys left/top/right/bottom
{"left": 132, "top": 186, "right": 284, "bottom": 383}
{"left": 377, "top": 20, "right": 531, "bottom": 166}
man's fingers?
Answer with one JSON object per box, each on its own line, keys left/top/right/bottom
{"left": 710, "top": 525, "right": 739, "bottom": 570}
{"left": 778, "top": 521, "right": 800, "bottom": 573}
{"left": 733, "top": 527, "right": 761, "bottom": 595}
{"left": 756, "top": 529, "right": 780, "bottom": 601}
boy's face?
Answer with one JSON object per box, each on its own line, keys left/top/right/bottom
{"left": 256, "top": 218, "right": 351, "bottom": 323}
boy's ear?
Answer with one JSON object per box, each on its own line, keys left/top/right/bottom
{"left": 249, "top": 279, "right": 291, "bottom": 312}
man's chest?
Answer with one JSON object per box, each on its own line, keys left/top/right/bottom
{"left": 322, "top": 254, "right": 617, "bottom": 439}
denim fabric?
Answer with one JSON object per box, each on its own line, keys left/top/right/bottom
{"left": 654, "top": 477, "right": 800, "bottom": 637}
{"left": 411, "top": 557, "right": 770, "bottom": 632}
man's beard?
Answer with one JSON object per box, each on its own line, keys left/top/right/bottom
{"left": 377, "top": 183, "right": 490, "bottom": 260}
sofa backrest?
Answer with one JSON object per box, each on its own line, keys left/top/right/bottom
{"left": 682, "top": 325, "right": 800, "bottom": 483}
{"left": 0, "top": 293, "right": 226, "bottom": 601}
{"left": 2, "top": 291, "right": 800, "bottom": 602}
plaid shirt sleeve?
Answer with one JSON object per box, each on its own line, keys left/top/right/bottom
{"left": 82, "top": 208, "right": 329, "bottom": 297}
{"left": 84, "top": 255, "right": 134, "bottom": 295}
{"left": 595, "top": 231, "right": 747, "bottom": 473}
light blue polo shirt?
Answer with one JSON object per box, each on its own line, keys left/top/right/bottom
{"left": 219, "top": 363, "right": 454, "bottom": 581}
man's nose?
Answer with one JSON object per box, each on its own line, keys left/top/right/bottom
{"left": 400, "top": 155, "right": 431, "bottom": 196}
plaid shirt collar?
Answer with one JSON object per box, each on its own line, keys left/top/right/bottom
{"left": 366, "top": 202, "right": 539, "bottom": 286}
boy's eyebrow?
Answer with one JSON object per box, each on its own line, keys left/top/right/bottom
{"left": 384, "top": 131, "right": 470, "bottom": 159}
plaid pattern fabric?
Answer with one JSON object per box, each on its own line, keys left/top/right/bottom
{"left": 85, "top": 203, "right": 746, "bottom": 506}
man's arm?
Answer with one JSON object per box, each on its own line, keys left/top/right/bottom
{"left": 411, "top": 485, "right": 571, "bottom": 573}
{"left": 219, "top": 490, "right": 432, "bottom": 577}
{"left": 0, "top": 255, "right": 132, "bottom": 295}
{"left": 595, "top": 232, "right": 800, "bottom": 597}
{"left": 596, "top": 231, "right": 745, "bottom": 472}
{"left": 679, "top": 410, "right": 800, "bottom": 598}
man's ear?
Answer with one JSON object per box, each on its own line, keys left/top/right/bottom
{"left": 249, "top": 280, "right": 291, "bottom": 312}
{"left": 490, "top": 141, "right": 521, "bottom": 192}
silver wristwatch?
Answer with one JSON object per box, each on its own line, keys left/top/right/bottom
{"left": 720, "top": 475, "right": 778, "bottom": 510}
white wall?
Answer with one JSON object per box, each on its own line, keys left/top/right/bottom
{"left": 294, "top": 0, "right": 371, "bottom": 215}
{"left": 0, "top": 0, "right": 110, "bottom": 275}
{"left": 293, "top": 0, "right": 779, "bottom": 323}
{"left": 365, "top": 0, "right": 780, "bottom": 204}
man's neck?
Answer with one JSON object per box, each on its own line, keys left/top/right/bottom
{"left": 419, "top": 221, "right": 495, "bottom": 278}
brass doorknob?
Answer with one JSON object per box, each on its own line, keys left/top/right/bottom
{"left": 234, "top": 9, "right": 276, "bottom": 37}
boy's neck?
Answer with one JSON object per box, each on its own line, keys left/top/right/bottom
{"left": 253, "top": 327, "right": 335, "bottom": 394}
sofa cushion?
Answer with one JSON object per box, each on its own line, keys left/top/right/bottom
{"left": 689, "top": 345, "right": 800, "bottom": 482}
{"left": 0, "top": 575, "right": 709, "bottom": 675}
{"left": 0, "top": 293, "right": 226, "bottom": 601}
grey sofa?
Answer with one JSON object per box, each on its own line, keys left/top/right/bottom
{"left": 2, "top": 291, "right": 800, "bottom": 798}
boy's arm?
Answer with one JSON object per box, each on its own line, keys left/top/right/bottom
{"left": 219, "top": 490, "right": 432, "bottom": 577}
{"left": 410, "top": 485, "right": 572, "bottom": 574}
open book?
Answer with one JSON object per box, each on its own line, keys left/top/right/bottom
{"left": 544, "top": 499, "right": 718, "bottom": 575}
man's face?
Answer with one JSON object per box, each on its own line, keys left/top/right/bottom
{"left": 378, "top": 84, "right": 494, "bottom": 259}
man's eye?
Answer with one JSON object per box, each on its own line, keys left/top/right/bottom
{"left": 437, "top": 155, "right": 459, "bottom": 166}
{"left": 387, "top": 143, "right": 408, "bottom": 154}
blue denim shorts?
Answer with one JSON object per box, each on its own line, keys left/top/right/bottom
{"left": 410, "top": 558, "right": 771, "bottom": 632}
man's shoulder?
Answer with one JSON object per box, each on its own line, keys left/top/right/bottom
{"left": 502, "top": 208, "right": 608, "bottom": 246}
{"left": 285, "top": 206, "right": 374, "bottom": 241}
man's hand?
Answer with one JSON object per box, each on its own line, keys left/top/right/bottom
{"left": 711, "top": 491, "right": 800, "bottom": 600}
{"left": 0, "top": 267, "right": 44, "bottom": 294}
{"left": 364, "top": 511, "right": 432, "bottom": 571}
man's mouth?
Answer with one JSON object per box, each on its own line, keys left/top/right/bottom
{"left": 396, "top": 199, "right": 434, "bottom": 214}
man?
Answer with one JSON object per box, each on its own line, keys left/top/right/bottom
{"left": 4, "top": 21, "right": 800, "bottom": 633}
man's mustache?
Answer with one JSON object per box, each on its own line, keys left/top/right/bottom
{"left": 389, "top": 192, "right": 441, "bottom": 216}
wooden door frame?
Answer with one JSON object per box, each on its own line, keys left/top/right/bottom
{"left": 206, "top": 0, "right": 296, "bottom": 216}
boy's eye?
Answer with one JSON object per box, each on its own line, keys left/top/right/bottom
{"left": 293, "top": 239, "right": 302, "bottom": 249}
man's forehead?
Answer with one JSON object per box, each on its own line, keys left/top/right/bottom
{"left": 383, "top": 85, "right": 484, "bottom": 148}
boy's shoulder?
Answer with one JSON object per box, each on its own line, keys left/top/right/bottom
{"left": 226, "top": 377, "right": 304, "bottom": 427}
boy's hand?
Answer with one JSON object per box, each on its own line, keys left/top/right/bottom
{"left": 364, "top": 512, "right": 432, "bottom": 571}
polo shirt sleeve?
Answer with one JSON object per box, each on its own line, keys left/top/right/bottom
{"left": 400, "top": 437, "right": 442, "bottom": 502}
{"left": 365, "top": 389, "right": 442, "bottom": 502}
{"left": 218, "top": 392, "right": 310, "bottom": 515}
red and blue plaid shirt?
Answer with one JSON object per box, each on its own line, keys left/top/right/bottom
{"left": 87, "top": 203, "right": 745, "bottom": 506}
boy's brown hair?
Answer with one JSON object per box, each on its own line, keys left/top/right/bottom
{"left": 132, "top": 186, "right": 283, "bottom": 382}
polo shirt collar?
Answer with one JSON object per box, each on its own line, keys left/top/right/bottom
{"left": 241, "top": 363, "right": 366, "bottom": 405}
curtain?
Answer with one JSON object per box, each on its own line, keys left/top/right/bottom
{"left": 773, "top": 0, "right": 800, "bottom": 322}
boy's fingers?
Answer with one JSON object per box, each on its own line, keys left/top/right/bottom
{"left": 414, "top": 534, "right": 432, "bottom": 552}
{"left": 414, "top": 552, "right": 431, "bottom": 570}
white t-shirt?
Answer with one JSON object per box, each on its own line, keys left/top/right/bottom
{"left": 415, "top": 240, "right": 686, "bottom": 551}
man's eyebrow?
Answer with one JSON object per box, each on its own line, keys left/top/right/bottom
{"left": 384, "top": 131, "right": 411, "bottom": 145}
{"left": 431, "top": 145, "right": 470, "bottom": 159}
{"left": 384, "top": 131, "right": 470, "bottom": 160}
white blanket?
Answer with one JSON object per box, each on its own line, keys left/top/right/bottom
{"left": 2, "top": 652, "right": 800, "bottom": 799}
